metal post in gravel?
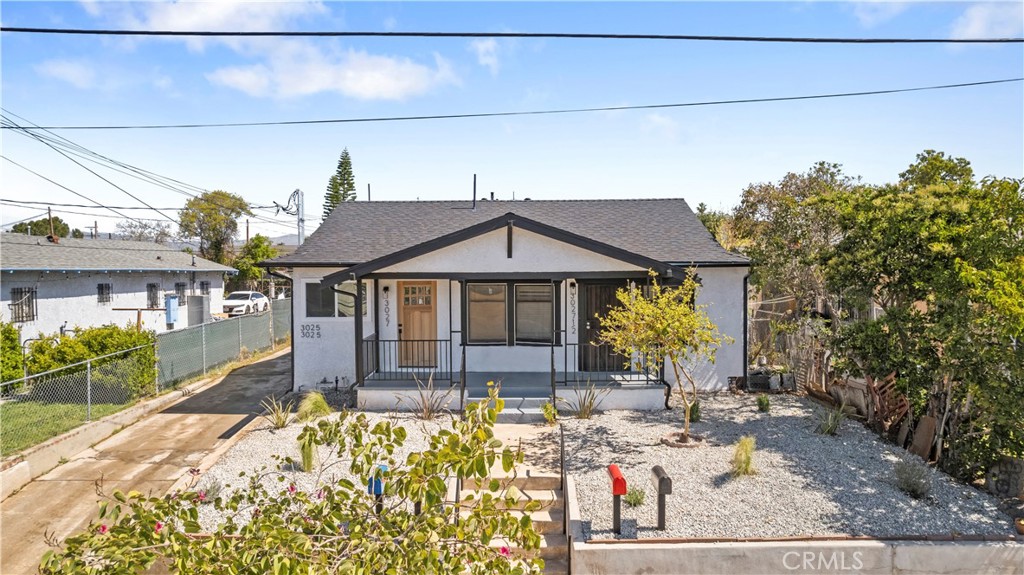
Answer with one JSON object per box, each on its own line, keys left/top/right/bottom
{"left": 607, "top": 464, "right": 627, "bottom": 535}
{"left": 86, "top": 359, "right": 92, "bottom": 422}
{"left": 650, "top": 465, "right": 672, "bottom": 531}
{"left": 237, "top": 317, "right": 243, "bottom": 359}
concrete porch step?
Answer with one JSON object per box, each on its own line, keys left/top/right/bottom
{"left": 495, "top": 408, "right": 549, "bottom": 424}
{"left": 460, "top": 507, "right": 564, "bottom": 534}
{"left": 491, "top": 532, "right": 568, "bottom": 560}
{"left": 541, "top": 557, "right": 569, "bottom": 575}
{"left": 461, "top": 488, "right": 563, "bottom": 511}
{"left": 463, "top": 472, "right": 561, "bottom": 491}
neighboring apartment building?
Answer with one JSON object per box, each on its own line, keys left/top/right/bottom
{"left": 1, "top": 233, "right": 234, "bottom": 342}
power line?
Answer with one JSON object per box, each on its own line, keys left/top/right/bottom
{"left": 0, "top": 202, "right": 168, "bottom": 221}
{"left": 1, "top": 26, "right": 1021, "bottom": 43}
{"left": 6, "top": 78, "right": 1020, "bottom": 131}
{"left": 0, "top": 198, "right": 181, "bottom": 211}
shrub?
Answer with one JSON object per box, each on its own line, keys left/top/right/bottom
{"left": 624, "top": 487, "right": 645, "bottom": 507}
{"left": 196, "top": 477, "right": 223, "bottom": 504}
{"left": 815, "top": 402, "right": 846, "bottom": 436}
{"left": 894, "top": 457, "right": 932, "bottom": 499}
{"left": 299, "top": 431, "right": 316, "bottom": 472}
{"left": 731, "top": 435, "right": 756, "bottom": 477}
{"left": 1, "top": 319, "right": 24, "bottom": 385}
{"left": 260, "top": 395, "right": 293, "bottom": 429}
{"left": 558, "top": 380, "right": 609, "bottom": 420}
{"left": 541, "top": 401, "right": 557, "bottom": 426}
{"left": 405, "top": 373, "right": 453, "bottom": 420}
{"left": 689, "top": 399, "right": 702, "bottom": 423}
{"left": 757, "top": 394, "right": 771, "bottom": 413}
{"left": 297, "top": 391, "right": 332, "bottom": 422}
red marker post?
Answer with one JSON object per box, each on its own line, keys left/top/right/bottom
{"left": 607, "top": 464, "right": 627, "bottom": 534}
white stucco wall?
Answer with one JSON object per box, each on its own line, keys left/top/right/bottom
{"left": 1, "top": 270, "right": 226, "bottom": 342}
{"left": 663, "top": 266, "right": 748, "bottom": 391}
{"left": 377, "top": 227, "right": 645, "bottom": 274}
{"left": 291, "top": 267, "right": 375, "bottom": 391}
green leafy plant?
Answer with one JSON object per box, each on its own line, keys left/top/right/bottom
{"left": 299, "top": 432, "right": 316, "bottom": 473}
{"left": 731, "top": 435, "right": 757, "bottom": 477}
{"left": 259, "top": 395, "right": 293, "bottom": 429}
{"left": 297, "top": 391, "right": 332, "bottom": 422}
{"left": 39, "top": 385, "right": 543, "bottom": 575}
{"left": 757, "top": 394, "right": 771, "bottom": 413}
{"left": 541, "top": 401, "right": 557, "bottom": 426}
{"left": 403, "top": 372, "right": 454, "bottom": 420}
{"left": 894, "top": 457, "right": 932, "bottom": 499}
{"left": 815, "top": 402, "right": 846, "bottom": 436}
{"left": 558, "top": 380, "right": 609, "bottom": 420}
{"left": 599, "top": 270, "right": 732, "bottom": 441}
{"left": 1, "top": 319, "right": 24, "bottom": 385}
{"left": 689, "top": 399, "right": 702, "bottom": 423}
{"left": 624, "top": 487, "right": 645, "bottom": 507}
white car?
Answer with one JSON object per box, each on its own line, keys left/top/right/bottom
{"left": 223, "top": 291, "right": 270, "bottom": 315}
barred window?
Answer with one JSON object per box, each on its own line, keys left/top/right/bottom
{"left": 9, "top": 287, "right": 37, "bottom": 323}
{"left": 199, "top": 280, "right": 211, "bottom": 295}
{"left": 174, "top": 283, "right": 188, "bottom": 306}
{"left": 97, "top": 283, "right": 113, "bottom": 304}
{"left": 147, "top": 283, "right": 160, "bottom": 308}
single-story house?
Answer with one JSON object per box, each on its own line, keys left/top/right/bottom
{"left": 1, "top": 233, "right": 234, "bottom": 342}
{"left": 265, "top": 198, "right": 749, "bottom": 410}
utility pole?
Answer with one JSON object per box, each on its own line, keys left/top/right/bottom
{"left": 47, "top": 207, "right": 54, "bottom": 237}
{"left": 246, "top": 219, "right": 250, "bottom": 243}
{"left": 274, "top": 189, "right": 305, "bottom": 245}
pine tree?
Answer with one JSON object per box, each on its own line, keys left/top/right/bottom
{"left": 323, "top": 148, "right": 356, "bottom": 221}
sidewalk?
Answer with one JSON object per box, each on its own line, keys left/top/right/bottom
{"left": 0, "top": 351, "right": 291, "bottom": 575}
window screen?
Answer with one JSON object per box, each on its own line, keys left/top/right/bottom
{"left": 467, "top": 283, "right": 506, "bottom": 343}
{"left": 306, "top": 282, "right": 336, "bottom": 317}
{"left": 97, "top": 283, "right": 113, "bottom": 304}
{"left": 515, "top": 285, "right": 553, "bottom": 343}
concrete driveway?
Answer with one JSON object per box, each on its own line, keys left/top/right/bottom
{"left": 0, "top": 351, "right": 291, "bottom": 574}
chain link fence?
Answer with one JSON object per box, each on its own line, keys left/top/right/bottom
{"left": 1, "top": 299, "right": 291, "bottom": 457}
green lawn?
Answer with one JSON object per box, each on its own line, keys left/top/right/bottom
{"left": 0, "top": 401, "right": 131, "bottom": 457}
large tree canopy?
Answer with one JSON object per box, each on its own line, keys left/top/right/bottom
{"left": 232, "top": 235, "right": 279, "bottom": 289}
{"left": 178, "top": 191, "right": 251, "bottom": 264}
{"left": 11, "top": 216, "right": 80, "bottom": 238}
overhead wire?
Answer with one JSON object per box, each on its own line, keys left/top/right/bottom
{"left": 5, "top": 78, "right": 1020, "bottom": 131}
{"left": 1, "top": 26, "right": 1021, "bottom": 43}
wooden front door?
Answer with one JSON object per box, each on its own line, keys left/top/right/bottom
{"left": 580, "top": 283, "right": 630, "bottom": 372}
{"left": 398, "top": 281, "right": 437, "bottom": 367}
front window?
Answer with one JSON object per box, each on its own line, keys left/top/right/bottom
{"left": 9, "top": 287, "right": 37, "bottom": 323}
{"left": 515, "top": 285, "right": 554, "bottom": 343}
{"left": 306, "top": 281, "right": 366, "bottom": 318}
{"left": 468, "top": 283, "right": 507, "bottom": 343}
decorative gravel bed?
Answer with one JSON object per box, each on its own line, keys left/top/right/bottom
{"left": 563, "top": 393, "right": 1014, "bottom": 541}
{"left": 193, "top": 411, "right": 447, "bottom": 531}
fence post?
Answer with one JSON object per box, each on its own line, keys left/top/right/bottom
{"left": 237, "top": 316, "right": 243, "bottom": 359}
{"left": 154, "top": 343, "right": 160, "bottom": 393}
{"left": 202, "top": 323, "right": 207, "bottom": 376}
{"left": 86, "top": 359, "right": 92, "bottom": 422}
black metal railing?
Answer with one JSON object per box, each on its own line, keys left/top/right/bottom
{"left": 559, "top": 342, "right": 663, "bottom": 385}
{"left": 361, "top": 339, "right": 454, "bottom": 384}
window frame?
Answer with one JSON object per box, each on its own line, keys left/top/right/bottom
{"left": 466, "top": 283, "right": 508, "bottom": 344}
{"left": 146, "top": 283, "right": 160, "bottom": 309}
{"left": 464, "top": 281, "right": 561, "bottom": 346}
{"left": 97, "top": 283, "right": 113, "bottom": 304}
{"left": 199, "top": 280, "right": 211, "bottom": 296}
{"left": 9, "top": 287, "right": 38, "bottom": 323}
{"left": 305, "top": 280, "right": 367, "bottom": 318}
{"left": 174, "top": 282, "right": 188, "bottom": 306}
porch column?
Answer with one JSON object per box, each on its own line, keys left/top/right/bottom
{"left": 353, "top": 275, "right": 364, "bottom": 387}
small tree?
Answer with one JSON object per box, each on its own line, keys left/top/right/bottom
{"left": 599, "top": 270, "right": 732, "bottom": 441}
{"left": 323, "top": 148, "right": 356, "bottom": 222}
{"left": 232, "top": 235, "right": 279, "bottom": 290}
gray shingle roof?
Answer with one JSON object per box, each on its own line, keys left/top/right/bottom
{"left": 1, "top": 234, "right": 235, "bottom": 273}
{"left": 268, "top": 198, "right": 748, "bottom": 267}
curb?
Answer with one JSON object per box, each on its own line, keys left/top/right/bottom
{"left": 1, "top": 347, "right": 290, "bottom": 502}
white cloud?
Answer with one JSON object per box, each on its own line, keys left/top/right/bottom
{"left": 470, "top": 39, "right": 501, "bottom": 75}
{"left": 850, "top": 1, "right": 909, "bottom": 27}
{"left": 641, "top": 113, "right": 679, "bottom": 141}
{"left": 208, "top": 41, "right": 459, "bottom": 100}
{"left": 79, "top": 1, "right": 457, "bottom": 101}
{"left": 383, "top": 17, "right": 398, "bottom": 32}
{"left": 951, "top": 2, "right": 1024, "bottom": 39}
{"left": 35, "top": 59, "right": 96, "bottom": 89}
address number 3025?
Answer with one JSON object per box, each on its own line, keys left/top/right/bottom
{"left": 300, "top": 324, "right": 322, "bottom": 339}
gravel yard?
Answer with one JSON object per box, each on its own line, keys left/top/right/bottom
{"left": 563, "top": 393, "right": 1014, "bottom": 540}
{"left": 194, "top": 411, "right": 448, "bottom": 531}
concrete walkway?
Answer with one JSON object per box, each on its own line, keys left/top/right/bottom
{"left": 0, "top": 352, "right": 291, "bottom": 575}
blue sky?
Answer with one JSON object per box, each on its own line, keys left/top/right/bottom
{"left": 2, "top": 1, "right": 1022, "bottom": 241}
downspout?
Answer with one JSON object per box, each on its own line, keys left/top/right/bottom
{"left": 743, "top": 273, "right": 750, "bottom": 390}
